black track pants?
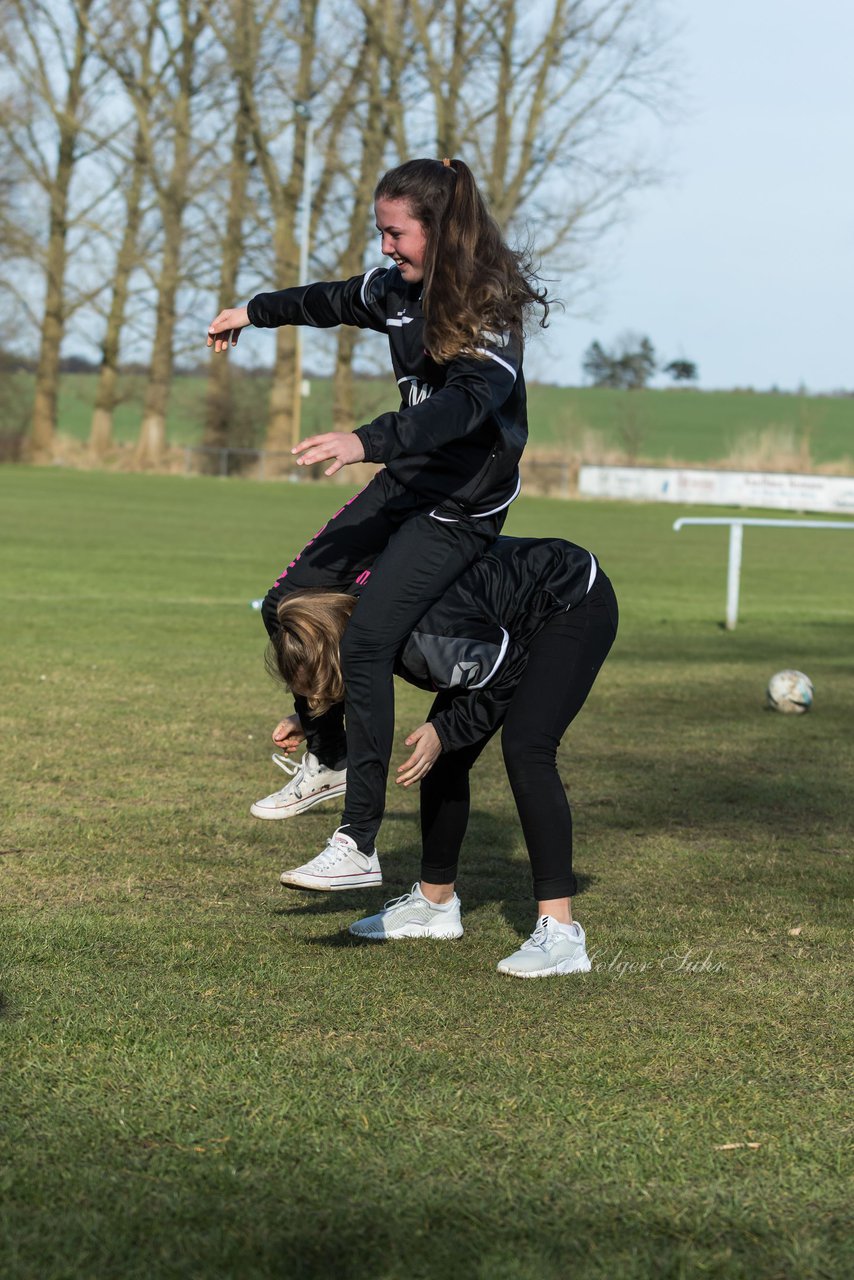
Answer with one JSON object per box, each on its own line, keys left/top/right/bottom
{"left": 261, "top": 470, "right": 506, "bottom": 852}
{"left": 419, "top": 574, "right": 618, "bottom": 899}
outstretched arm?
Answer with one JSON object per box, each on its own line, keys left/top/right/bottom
{"left": 206, "top": 271, "right": 390, "bottom": 355}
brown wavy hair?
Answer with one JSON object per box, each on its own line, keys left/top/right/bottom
{"left": 265, "top": 591, "right": 356, "bottom": 716}
{"left": 374, "top": 157, "right": 549, "bottom": 363}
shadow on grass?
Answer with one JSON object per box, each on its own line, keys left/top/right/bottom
{"left": 258, "top": 1202, "right": 843, "bottom": 1280}
{"left": 272, "top": 806, "right": 596, "bottom": 944}
{"left": 10, "top": 1160, "right": 845, "bottom": 1280}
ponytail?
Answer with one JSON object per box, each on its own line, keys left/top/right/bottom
{"left": 375, "top": 158, "right": 549, "bottom": 363}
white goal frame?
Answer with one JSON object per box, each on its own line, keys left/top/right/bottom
{"left": 672, "top": 517, "right": 854, "bottom": 630}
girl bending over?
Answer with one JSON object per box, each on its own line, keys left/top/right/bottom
{"left": 268, "top": 536, "right": 618, "bottom": 979}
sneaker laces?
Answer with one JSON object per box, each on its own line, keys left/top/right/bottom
{"left": 379, "top": 884, "right": 420, "bottom": 912}
{"left": 520, "top": 916, "right": 553, "bottom": 952}
{"left": 271, "top": 752, "right": 314, "bottom": 799}
{"left": 309, "top": 827, "right": 365, "bottom": 871}
{"left": 272, "top": 753, "right": 301, "bottom": 779}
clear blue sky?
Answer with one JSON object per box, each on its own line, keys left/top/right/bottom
{"left": 527, "top": 0, "right": 854, "bottom": 392}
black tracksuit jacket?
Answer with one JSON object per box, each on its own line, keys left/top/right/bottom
{"left": 247, "top": 267, "right": 526, "bottom": 513}
{"left": 385, "top": 536, "right": 601, "bottom": 753}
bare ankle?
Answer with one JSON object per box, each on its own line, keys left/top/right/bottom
{"left": 420, "top": 881, "right": 455, "bottom": 905}
{"left": 537, "top": 897, "right": 573, "bottom": 927}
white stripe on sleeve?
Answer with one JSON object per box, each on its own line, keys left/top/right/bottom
{"left": 471, "top": 628, "right": 511, "bottom": 688}
{"left": 588, "top": 554, "right": 598, "bottom": 593}
{"left": 474, "top": 349, "right": 518, "bottom": 381}
{"left": 360, "top": 267, "right": 382, "bottom": 308}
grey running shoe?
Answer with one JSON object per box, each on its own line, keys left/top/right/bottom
{"left": 349, "top": 883, "right": 464, "bottom": 940}
{"left": 251, "top": 751, "right": 347, "bottom": 819}
{"left": 279, "top": 827, "right": 381, "bottom": 891}
{"left": 496, "top": 916, "right": 591, "bottom": 978}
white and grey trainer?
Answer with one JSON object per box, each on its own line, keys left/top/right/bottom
{"left": 496, "top": 916, "right": 591, "bottom": 978}
{"left": 348, "top": 883, "right": 463, "bottom": 940}
{"left": 250, "top": 751, "right": 347, "bottom": 820}
{"left": 279, "top": 827, "right": 382, "bottom": 891}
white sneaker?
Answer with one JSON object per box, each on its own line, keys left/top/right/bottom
{"left": 348, "top": 884, "right": 464, "bottom": 940}
{"left": 279, "top": 828, "right": 382, "bottom": 891}
{"left": 496, "top": 916, "right": 591, "bottom": 978}
{"left": 250, "top": 752, "right": 347, "bottom": 820}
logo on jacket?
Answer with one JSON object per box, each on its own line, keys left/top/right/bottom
{"left": 397, "top": 375, "right": 433, "bottom": 407}
{"left": 450, "top": 660, "right": 481, "bottom": 688}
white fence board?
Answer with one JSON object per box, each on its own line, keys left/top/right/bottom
{"left": 579, "top": 465, "right": 854, "bottom": 515}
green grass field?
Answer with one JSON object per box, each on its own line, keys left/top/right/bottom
{"left": 2, "top": 470, "right": 853, "bottom": 1279}
{"left": 6, "top": 370, "right": 854, "bottom": 464}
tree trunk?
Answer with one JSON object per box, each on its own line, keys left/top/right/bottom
{"left": 136, "top": 196, "right": 183, "bottom": 467}
{"left": 28, "top": 0, "right": 91, "bottom": 462}
{"left": 265, "top": 324, "right": 297, "bottom": 460}
{"left": 203, "top": 11, "right": 251, "bottom": 459}
{"left": 135, "top": 0, "right": 198, "bottom": 468}
{"left": 332, "top": 327, "right": 357, "bottom": 432}
{"left": 330, "top": 18, "right": 385, "bottom": 437}
{"left": 89, "top": 124, "right": 147, "bottom": 459}
{"left": 259, "top": 0, "right": 318, "bottom": 464}
{"left": 30, "top": 278, "right": 65, "bottom": 461}
{"left": 89, "top": 389, "right": 117, "bottom": 457}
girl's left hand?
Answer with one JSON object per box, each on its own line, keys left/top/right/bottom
{"left": 396, "top": 723, "right": 442, "bottom": 787}
{"left": 292, "top": 432, "right": 365, "bottom": 476}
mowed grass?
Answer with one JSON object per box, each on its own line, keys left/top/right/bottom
{"left": 7, "top": 370, "right": 854, "bottom": 463}
{"left": 1, "top": 469, "right": 853, "bottom": 1280}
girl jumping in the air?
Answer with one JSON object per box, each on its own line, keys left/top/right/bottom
{"left": 207, "top": 157, "right": 548, "bottom": 889}
{"left": 266, "top": 535, "right": 619, "bottom": 978}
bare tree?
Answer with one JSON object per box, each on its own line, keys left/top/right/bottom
{"left": 201, "top": 0, "right": 255, "bottom": 456}
{"left": 308, "top": 1, "right": 393, "bottom": 433}
{"left": 86, "top": 117, "right": 150, "bottom": 457}
{"left": 1, "top": 0, "right": 105, "bottom": 460}
{"left": 203, "top": 0, "right": 326, "bottom": 460}
{"left": 256, "top": 2, "right": 319, "bottom": 456}
{"left": 407, "top": 0, "right": 486, "bottom": 157}
{"left": 132, "top": 0, "right": 210, "bottom": 466}
{"left": 405, "top": 0, "right": 672, "bottom": 265}
{"left": 86, "top": 3, "right": 159, "bottom": 457}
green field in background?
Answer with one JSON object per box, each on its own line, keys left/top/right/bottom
{"left": 5, "top": 370, "right": 854, "bottom": 463}
{"left": 1, "top": 470, "right": 852, "bottom": 1279}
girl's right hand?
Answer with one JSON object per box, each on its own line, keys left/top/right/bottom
{"left": 207, "top": 306, "right": 250, "bottom": 352}
{"left": 272, "top": 715, "right": 305, "bottom": 754}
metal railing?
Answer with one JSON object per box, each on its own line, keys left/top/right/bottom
{"left": 673, "top": 516, "right": 854, "bottom": 629}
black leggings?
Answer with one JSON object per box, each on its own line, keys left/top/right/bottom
{"left": 261, "top": 469, "right": 505, "bottom": 853}
{"left": 419, "top": 575, "right": 618, "bottom": 900}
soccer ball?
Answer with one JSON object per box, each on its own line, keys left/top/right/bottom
{"left": 766, "top": 670, "right": 814, "bottom": 714}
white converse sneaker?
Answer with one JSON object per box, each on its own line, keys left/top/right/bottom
{"left": 279, "top": 827, "right": 382, "bottom": 891}
{"left": 250, "top": 752, "right": 347, "bottom": 820}
{"left": 496, "top": 916, "right": 591, "bottom": 978}
{"left": 348, "top": 884, "right": 464, "bottom": 940}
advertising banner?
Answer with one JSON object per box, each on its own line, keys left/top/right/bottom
{"left": 578, "top": 466, "right": 854, "bottom": 514}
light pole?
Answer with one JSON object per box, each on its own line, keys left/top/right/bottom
{"left": 291, "top": 101, "right": 314, "bottom": 452}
